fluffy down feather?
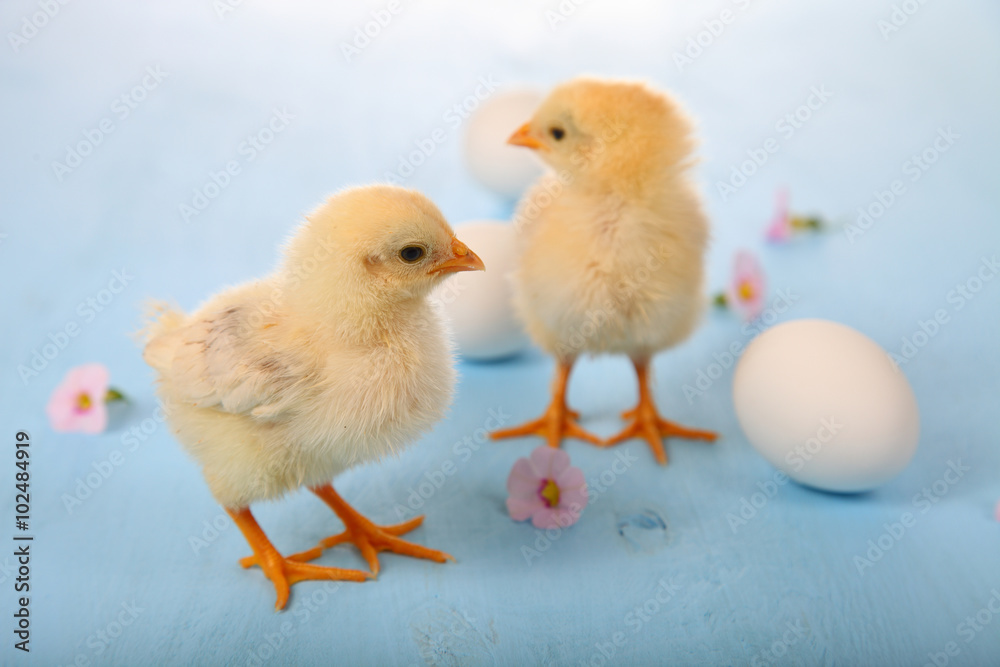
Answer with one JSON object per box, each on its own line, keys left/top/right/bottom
{"left": 142, "top": 185, "right": 469, "bottom": 508}
{"left": 510, "top": 77, "right": 709, "bottom": 361}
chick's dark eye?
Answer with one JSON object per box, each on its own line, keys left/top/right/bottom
{"left": 550, "top": 127, "right": 565, "bottom": 140}
{"left": 399, "top": 245, "right": 425, "bottom": 263}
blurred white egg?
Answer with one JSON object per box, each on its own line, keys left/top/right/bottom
{"left": 463, "top": 88, "right": 545, "bottom": 199}
{"left": 434, "top": 221, "right": 529, "bottom": 361}
{"left": 732, "top": 319, "right": 919, "bottom": 493}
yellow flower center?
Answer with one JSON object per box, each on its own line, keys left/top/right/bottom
{"left": 76, "top": 392, "right": 93, "bottom": 412}
{"left": 738, "top": 280, "right": 756, "bottom": 302}
{"left": 540, "top": 479, "right": 560, "bottom": 508}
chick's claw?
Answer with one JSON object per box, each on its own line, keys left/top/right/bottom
{"left": 226, "top": 506, "right": 370, "bottom": 611}
{"left": 312, "top": 514, "right": 452, "bottom": 576}
{"left": 490, "top": 360, "right": 600, "bottom": 448}
{"left": 309, "top": 484, "right": 453, "bottom": 576}
{"left": 602, "top": 401, "right": 717, "bottom": 465}
{"left": 259, "top": 557, "right": 371, "bottom": 612}
{"left": 490, "top": 404, "right": 601, "bottom": 449}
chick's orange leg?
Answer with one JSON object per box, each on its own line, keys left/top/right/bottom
{"left": 490, "top": 359, "right": 601, "bottom": 448}
{"left": 226, "top": 507, "right": 370, "bottom": 611}
{"left": 300, "top": 484, "right": 452, "bottom": 576}
{"left": 601, "top": 358, "right": 717, "bottom": 465}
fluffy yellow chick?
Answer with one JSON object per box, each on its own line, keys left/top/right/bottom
{"left": 142, "top": 185, "right": 484, "bottom": 610}
{"left": 492, "top": 77, "right": 717, "bottom": 464}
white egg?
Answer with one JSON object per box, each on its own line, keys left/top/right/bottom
{"left": 434, "top": 221, "right": 530, "bottom": 361}
{"left": 463, "top": 88, "right": 545, "bottom": 199}
{"left": 732, "top": 319, "right": 920, "bottom": 493}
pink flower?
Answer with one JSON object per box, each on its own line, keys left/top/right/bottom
{"left": 995, "top": 500, "right": 1000, "bottom": 522}
{"left": 726, "top": 250, "right": 766, "bottom": 321}
{"left": 765, "top": 189, "right": 793, "bottom": 243}
{"left": 507, "top": 446, "right": 588, "bottom": 529}
{"left": 765, "top": 188, "right": 824, "bottom": 242}
{"left": 46, "top": 364, "right": 111, "bottom": 434}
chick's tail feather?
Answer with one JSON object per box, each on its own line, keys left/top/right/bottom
{"left": 137, "top": 299, "right": 186, "bottom": 371}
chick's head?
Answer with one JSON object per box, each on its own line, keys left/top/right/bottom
{"left": 508, "top": 77, "right": 696, "bottom": 190}
{"left": 284, "top": 185, "right": 484, "bottom": 305}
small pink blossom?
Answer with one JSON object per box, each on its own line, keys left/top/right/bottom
{"left": 507, "top": 446, "right": 588, "bottom": 529}
{"left": 995, "top": 500, "right": 1000, "bottom": 522}
{"left": 46, "top": 364, "right": 111, "bottom": 434}
{"left": 726, "top": 250, "right": 766, "bottom": 321}
{"left": 765, "top": 189, "right": 793, "bottom": 243}
{"left": 765, "top": 188, "right": 824, "bottom": 242}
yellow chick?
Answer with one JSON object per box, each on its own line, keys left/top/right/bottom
{"left": 142, "top": 185, "right": 484, "bottom": 610}
{"left": 492, "top": 77, "right": 717, "bottom": 464}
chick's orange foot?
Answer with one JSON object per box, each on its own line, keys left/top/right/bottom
{"left": 490, "top": 360, "right": 601, "bottom": 448}
{"left": 599, "top": 359, "right": 716, "bottom": 465}
{"left": 601, "top": 402, "right": 717, "bottom": 465}
{"left": 243, "top": 484, "right": 453, "bottom": 576}
{"left": 490, "top": 403, "right": 601, "bottom": 449}
{"left": 226, "top": 507, "right": 370, "bottom": 612}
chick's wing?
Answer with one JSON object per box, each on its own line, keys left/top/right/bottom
{"left": 145, "top": 304, "right": 311, "bottom": 420}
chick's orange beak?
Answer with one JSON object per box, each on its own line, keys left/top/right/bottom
{"left": 431, "top": 237, "right": 485, "bottom": 275}
{"left": 507, "top": 122, "right": 543, "bottom": 149}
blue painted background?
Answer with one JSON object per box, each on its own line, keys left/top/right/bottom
{"left": 2, "top": 0, "right": 999, "bottom": 665}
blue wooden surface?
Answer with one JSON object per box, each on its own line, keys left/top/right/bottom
{"left": 2, "top": 1, "right": 999, "bottom": 665}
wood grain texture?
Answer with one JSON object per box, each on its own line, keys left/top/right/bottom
{"left": 1, "top": 0, "right": 998, "bottom": 664}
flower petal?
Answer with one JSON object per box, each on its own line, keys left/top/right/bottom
{"left": 554, "top": 464, "right": 585, "bottom": 491}
{"left": 729, "top": 251, "right": 766, "bottom": 320}
{"left": 555, "top": 466, "right": 588, "bottom": 512}
{"left": 507, "top": 458, "right": 542, "bottom": 499}
{"left": 532, "top": 505, "right": 582, "bottom": 530}
{"left": 46, "top": 364, "right": 113, "bottom": 434}
{"left": 75, "top": 403, "right": 109, "bottom": 434}
{"left": 528, "top": 445, "right": 570, "bottom": 480}
{"left": 507, "top": 496, "right": 542, "bottom": 522}
{"left": 69, "top": 363, "right": 110, "bottom": 395}
{"left": 765, "top": 217, "right": 792, "bottom": 243}
{"left": 530, "top": 507, "right": 564, "bottom": 530}
{"left": 559, "top": 484, "right": 589, "bottom": 516}
{"left": 46, "top": 383, "right": 82, "bottom": 432}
